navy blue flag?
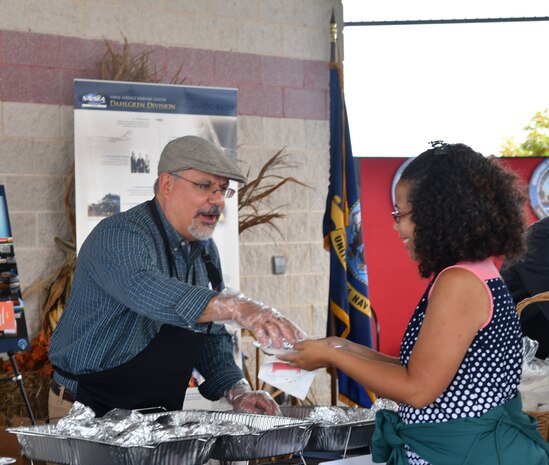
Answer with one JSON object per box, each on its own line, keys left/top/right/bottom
{"left": 323, "top": 62, "right": 375, "bottom": 407}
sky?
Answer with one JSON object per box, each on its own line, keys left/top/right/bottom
{"left": 342, "top": 0, "right": 549, "bottom": 157}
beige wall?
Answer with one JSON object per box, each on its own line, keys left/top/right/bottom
{"left": 0, "top": 0, "right": 343, "bottom": 403}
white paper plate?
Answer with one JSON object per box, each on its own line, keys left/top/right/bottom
{"left": 252, "top": 341, "right": 296, "bottom": 356}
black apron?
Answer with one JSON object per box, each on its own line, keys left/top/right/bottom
{"left": 55, "top": 200, "right": 222, "bottom": 417}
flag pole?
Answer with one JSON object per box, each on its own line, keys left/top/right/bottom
{"left": 325, "top": 9, "right": 376, "bottom": 408}
{"left": 328, "top": 9, "right": 338, "bottom": 407}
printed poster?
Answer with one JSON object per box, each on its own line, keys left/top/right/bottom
{"left": 74, "top": 80, "right": 240, "bottom": 408}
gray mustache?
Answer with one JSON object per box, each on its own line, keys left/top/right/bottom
{"left": 196, "top": 206, "right": 221, "bottom": 216}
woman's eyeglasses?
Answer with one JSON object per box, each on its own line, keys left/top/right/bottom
{"left": 391, "top": 209, "right": 412, "bottom": 223}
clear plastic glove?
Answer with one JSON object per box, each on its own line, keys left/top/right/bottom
{"left": 225, "top": 379, "right": 281, "bottom": 415}
{"left": 210, "top": 287, "right": 305, "bottom": 349}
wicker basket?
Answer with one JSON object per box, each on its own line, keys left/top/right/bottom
{"left": 526, "top": 411, "right": 549, "bottom": 441}
{"left": 517, "top": 292, "right": 549, "bottom": 440}
{"left": 516, "top": 291, "right": 549, "bottom": 316}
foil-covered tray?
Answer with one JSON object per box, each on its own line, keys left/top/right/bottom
{"left": 279, "top": 406, "right": 376, "bottom": 451}
{"left": 143, "top": 410, "right": 314, "bottom": 461}
{"left": 207, "top": 411, "right": 314, "bottom": 461}
{"left": 7, "top": 424, "right": 72, "bottom": 464}
{"left": 69, "top": 434, "right": 214, "bottom": 465}
{"left": 9, "top": 409, "right": 313, "bottom": 464}
{"left": 8, "top": 423, "right": 215, "bottom": 465}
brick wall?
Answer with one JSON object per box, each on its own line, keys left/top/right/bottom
{"left": 0, "top": 0, "right": 342, "bottom": 403}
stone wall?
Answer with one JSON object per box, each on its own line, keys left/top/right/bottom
{"left": 0, "top": 0, "right": 343, "bottom": 404}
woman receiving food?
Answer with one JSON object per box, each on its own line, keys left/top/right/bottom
{"left": 281, "top": 142, "right": 549, "bottom": 465}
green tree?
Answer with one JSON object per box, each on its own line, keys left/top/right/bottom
{"left": 501, "top": 109, "right": 549, "bottom": 157}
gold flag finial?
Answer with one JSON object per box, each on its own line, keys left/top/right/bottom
{"left": 330, "top": 9, "right": 337, "bottom": 43}
{"left": 330, "top": 9, "right": 337, "bottom": 62}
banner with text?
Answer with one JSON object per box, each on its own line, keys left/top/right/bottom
{"left": 74, "top": 79, "right": 240, "bottom": 408}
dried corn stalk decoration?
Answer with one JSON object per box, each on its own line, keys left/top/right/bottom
{"left": 238, "top": 148, "right": 309, "bottom": 235}
{"left": 99, "top": 36, "right": 185, "bottom": 84}
{"left": 40, "top": 238, "right": 76, "bottom": 334}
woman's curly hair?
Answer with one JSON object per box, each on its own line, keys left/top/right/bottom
{"left": 400, "top": 143, "right": 528, "bottom": 278}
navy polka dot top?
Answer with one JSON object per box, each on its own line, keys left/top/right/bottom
{"left": 399, "top": 260, "right": 523, "bottom": 465}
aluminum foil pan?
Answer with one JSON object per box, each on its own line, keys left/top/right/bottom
{"left": 143, "top": 410, "right": 313, "bottom": 461}
{"left": 208, "top": 411, "right": 313, "bottom": 461}
{"left": 10, "top": 409, "right": 312, "bottom": 464}
{"left": 7, "top": 424, "right": 73, "bottom": 464}
{"left": 279, "top": 406, "right": 376, "bottom": 451}
{"left": 69, "top": 434, "right": 214, "bottom": 465}
{"left": 8, "top": 423, "right": 215, "bottom": 465}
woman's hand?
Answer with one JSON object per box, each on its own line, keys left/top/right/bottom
{"left": 279, "top": 338, "right": 339, "bottom": 370}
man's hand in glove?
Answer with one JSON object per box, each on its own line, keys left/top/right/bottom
{"left": 225, "top": 379, "right": 281, "bottom": 415}
{"left": 200, "top": 288, "right": 305, "bottom": 349}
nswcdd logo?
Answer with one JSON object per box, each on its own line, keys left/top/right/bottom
{"left": 529, "top": 158, "right": 549, "bottom": 220}
{"left": 81, "top": 93, "right": 107, "bottom": 108}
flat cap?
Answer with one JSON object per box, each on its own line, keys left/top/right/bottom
{"left": 157, "top": 135, "right": 245, "bottom": 183}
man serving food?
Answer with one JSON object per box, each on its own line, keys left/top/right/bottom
{"left": 49, "top": 135, "right": 303, "bottom": 417}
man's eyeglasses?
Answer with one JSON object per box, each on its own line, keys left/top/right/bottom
{"left": 170, "top": 172, "right": 236, "bottom": 199}
{"left": 391, "top": 209, "right": 412, "bottom": 223}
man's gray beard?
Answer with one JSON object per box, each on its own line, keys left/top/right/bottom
{"left": 188, "top": 218, "right": 216, "bottom": 241}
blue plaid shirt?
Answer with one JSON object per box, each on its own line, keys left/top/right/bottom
{"left": 49, "top": 199, "right": 244, "bottom": 400}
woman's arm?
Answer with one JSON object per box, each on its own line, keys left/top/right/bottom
{"left": 281, "top": 267, "right": 490, "bottom": 408}
{"left": 324, "top": 337, "right": 400, "bottom": 365}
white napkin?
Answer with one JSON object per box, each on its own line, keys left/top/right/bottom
{"left": 258, "top": 355, "right": 318, "bottom": 400}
